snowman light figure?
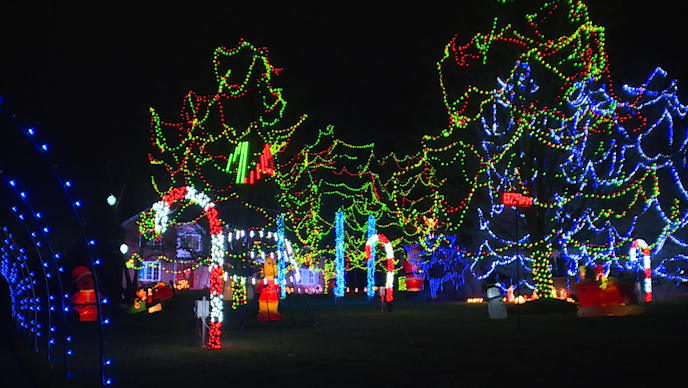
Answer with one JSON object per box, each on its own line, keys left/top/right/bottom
{"left": 487, "top": 285, "right": 508, "bottom": 319}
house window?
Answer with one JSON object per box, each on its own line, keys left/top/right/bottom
{"left": 178, "top": 233, "right": 202, "bottom": 252}
{"left": 140, "top": 234, "right": 162, "bottom": 248}
{"left": 298, "top": 269, "right": 319, "bottom": 285}
{"left": 140, "top": 261, "right": 161, "bottom": 282}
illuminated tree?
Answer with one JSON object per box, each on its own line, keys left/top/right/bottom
{"left": 147, "top": 39, "right": 306, "bottom": 230}
{"left": 420, "top": 0, "right": 688, "bottom": 296}
{"left": 144, "top": 39, "right": 424, "bottom": 285}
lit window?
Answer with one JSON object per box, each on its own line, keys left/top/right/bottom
{"left": 140, "top": 261, "right": 161, "bottom": 282}
{"left": 298, "top": 269, "right": 319, "bottom": 285}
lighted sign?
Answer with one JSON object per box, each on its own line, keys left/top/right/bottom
{"left": 502, "top": 192, "right": 533, "bottom": 207}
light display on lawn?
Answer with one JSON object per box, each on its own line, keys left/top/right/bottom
{"left": 142, "top": 186, "right": 225, "bottom": 349}
{"left": 231, "top": 275, "right": 248, "bottom": 309}
{"left": 334, "top": 210, "right": 345, "bottom": 298}
{"left": 365, "top": 234, "right": 396, "bottom": 302}
{"left": 145, "top": 38, "right": 421, "bottom": 298}
{"left": 366, "top": 215, "right": 377, "bottom": 298}
{"left": 143, "top": 1, "right": 688, "bottom": 307}
{"left": 0, "top": 107, "right": 112, "bottom": 385}
{"left": 630, "top": 239, "right": 652, "bottom": 302}
{"left": 414, "top": 0, "right": 688, "bottom": 296}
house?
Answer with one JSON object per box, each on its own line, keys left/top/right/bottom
{"left": 122, "top": 209, "right": 330, "bottom": 298}
{"left": 285, "top": 266, "right": 325, "bottom": 295}
{"left": 121, "top": 212, "right": 211, "bottom": 291}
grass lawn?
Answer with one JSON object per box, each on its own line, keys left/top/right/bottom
{"left": 16, "top": 289, "right": 688, "bottom": 387}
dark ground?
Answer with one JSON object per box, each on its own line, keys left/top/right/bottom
{"left": 5, "top": 284, "right": 688, "bottom": 387}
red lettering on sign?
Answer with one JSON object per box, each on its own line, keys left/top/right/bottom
{"left": 502, "top": 192, "right": 533, "bottom": 207}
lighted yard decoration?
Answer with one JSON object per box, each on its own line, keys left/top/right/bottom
{"left": 256, "top": 256, "right": 283, "bottom": 321}
{"left": 0, "top": 106, "right": 112, "bottom": 385}
{"left": 486, "top": 286, "right": 507, "bottom": 319}
{"left": 334, "top": 210, "right": 346, "bottom": 298}
{"left": 127, "top": 282, "right": 174, "bottom": 314}
{"left": 402, "top": 259, "right": 424, "bottom": 292}
{"left": 410, "top": 0, "right": 688, "bottom": 297}
{"left": 141, "top": 186, "right": 225, "bottom": 349}
{"left": 630, "top": 239, "right": 652, "bottom": 302}
{"left": 575, "top": 265, "right": 646, "bottom": 317}
{"left": 225, "top": 221, "right": 300, "bottom": 302}
{"left": 68, "top": 265, "right": 104, "bottom": 322}
{"left": 138, "top": 189, "right": 306, "bottom": 334}
{"left": 365, "top": 233, "right": 396, "bottom": 303}
{"left": 404, "top": 235, "right": 472, "bottom": 299}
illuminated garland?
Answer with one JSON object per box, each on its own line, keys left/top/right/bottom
{"left": 231, "top": 275, "right": 247, "bottom": 309}
{"left": 398, "top": 276, "right": 407, "bottom": 292}
{"left": 125, "top": 253, "right": 211, "bottom": 274}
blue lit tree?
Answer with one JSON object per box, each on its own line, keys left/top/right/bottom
{"left": 420, "top": 0, "right": 688, "bottom": 297}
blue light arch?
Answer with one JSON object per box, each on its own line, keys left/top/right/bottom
{"left": 0, "top": 101, "right": 112, "bottom": 386}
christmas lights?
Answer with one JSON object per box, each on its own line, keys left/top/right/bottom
{"left": 0, "top": 108, "right": 111, "bottom": 384}
{"left": 366, "top": 215, "right": 376, "bottom": 298}
{"left": 630, "top": 239, "right": 652, "bottom": 302}
{"left": 365, "top": 234, "right": 396, "bottom": 302}
{"left": 412, "top": 0, "right": 688, "bottom": 295}
{"left": 146, "top": 39, "right": 430, "bottom": 289}
{"left": 231, "top": 275, "right": 247, "bottom": 309}
{"left": 142, "top": 186, "right": 225, "bottom": 349}
{"left": 334, "top": 211, "right": 346, "bottom": 298}
{"left": 140, "top": 3, "right": 688, "bottom": 311}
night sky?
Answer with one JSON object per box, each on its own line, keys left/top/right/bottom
{"left": 1, "top": 1, "right": 685, "bottom": 222}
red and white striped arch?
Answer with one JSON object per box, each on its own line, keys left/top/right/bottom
{"left": 365, "top": 234, "right": 395, "bottom": 302}
{"left": 152, "top": 186, "right": 225, "bottom": 349}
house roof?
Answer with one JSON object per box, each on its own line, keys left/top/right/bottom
{"left": 121, "top": 209, "right": 147, "bottom": 227}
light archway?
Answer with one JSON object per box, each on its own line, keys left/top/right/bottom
{"left": 365, "top": 234, "right": 395, "bottom": 302}
{"left": 149, "top": 186, "right": 225, "bottom": 349}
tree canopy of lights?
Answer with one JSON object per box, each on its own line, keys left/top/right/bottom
{"left": 143, "top": 39, "right": 442, "bottom": 284}
{"left": 141, "top": 1, "right": 688, "bottom": 298}
{"left": 415, "top": 0, "right": 688, "bottom": 296}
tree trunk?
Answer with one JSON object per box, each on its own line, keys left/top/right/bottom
{"left": 531, "top": 242, "right": 555, "bottom": 298}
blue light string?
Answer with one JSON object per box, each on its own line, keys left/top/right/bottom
{"left": 433, "top": 62, "right": 688, "bottom": 291}
{"left": 1, "top": 232, "right": 36, "bottom": 339}
{"left": 0, "top": 104, "right": 111, "bottom": 386}
{"left": 334, "top": 210, "right": 345, "bottom": 298}
{"left": 1, "top": 175, "right": 67, "bottom": 361}
{"left": 366, "top": 215, "right": 376, "bottom": 298}
{"left": 277, "top": 214, "right": 286, "bottom": 299}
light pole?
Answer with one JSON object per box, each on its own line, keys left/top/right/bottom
{"left": 503, "top": 192, "right": 534, "bottom": 333}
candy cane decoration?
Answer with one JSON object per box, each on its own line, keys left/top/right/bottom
{"left": 365, "top": 234, "right": 395, "bottom": 302}
{"left": 152, "top": 186, "right": 225, "bottom": 348}
{"left": 630, "top": 239, "right": 652, "bottom": 303}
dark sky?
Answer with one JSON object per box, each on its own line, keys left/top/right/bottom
{"left": 1, "top": 1, "right": 685, "bottom": 221}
